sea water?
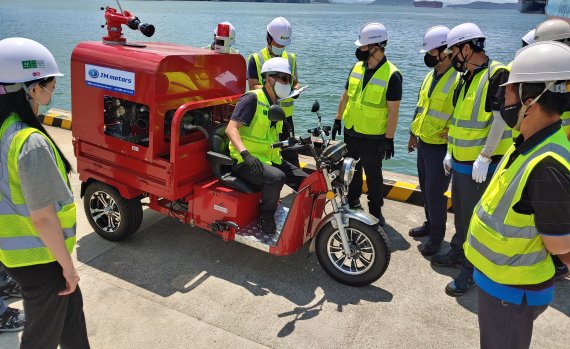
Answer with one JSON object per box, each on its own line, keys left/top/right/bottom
{"left": 0, "top": 0, "right": 545, "bottom": 175}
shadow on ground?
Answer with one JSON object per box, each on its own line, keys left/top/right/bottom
{"left": 77, "top": 214, "right": 393, "bottom": 337}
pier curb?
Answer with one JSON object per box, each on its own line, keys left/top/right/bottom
{"left": 39, "top": 108, "right": 72, "bottom": 130}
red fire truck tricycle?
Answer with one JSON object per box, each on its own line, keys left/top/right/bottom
{"left": 71, "top": 5, "right": 390, "bottom": 286}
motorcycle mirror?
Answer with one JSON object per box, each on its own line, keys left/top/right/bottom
{"left": 268, "top": 105, "right": 286, "bottom": 122}
{"left": 311, "top": 100, "right": 320, "bottom": 113}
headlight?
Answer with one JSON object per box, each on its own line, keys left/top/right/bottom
{"left": 340, "top": 157, "right": 357, "bottom": 184}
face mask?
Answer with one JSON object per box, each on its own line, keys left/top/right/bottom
{"left": 355, "top": 48, "right": 369, "bottom": 61}
{"left": 424, "top": 53, "right": 440, "bottom": 68}
{"left": 271, "top": 45, "right": 285, "bottom": 56}
{"left": 451, "top": 52, "right": 465, "bottom": 72}
{"left": 499, "top": 100, "right": 523, "bottom": 130}
{"left": 273, "top": 80, "right": 291, "bottom": 99}
{"left": 24, "top": 83, "right": 53, "bottom": 116}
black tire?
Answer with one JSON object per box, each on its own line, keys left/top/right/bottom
{"left": 83, "top": 182, "right": 143, "bottom": 241}
{"left": 315, "top": 219, "right": 391, "bottom": 286}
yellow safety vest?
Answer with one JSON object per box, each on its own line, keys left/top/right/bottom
{"left": 251, "top": 47, "right": 296, "bottom": 118}
{"left": 0, "top": 114, "right": 76, "bottom": 268}
{"left": 448, "top": 61, "right": 513, "bottom": 162}
{"left": 464, "top": 128, "right": 570, "bottom": 285}
{"left": 229, "top": 89, "right": 283, "bottom": 165}
{"left": 411, "top": 67, "right": 459, "bottom": 144}
{"left": 342, "top": 60, "right": 400, "bottom": 136}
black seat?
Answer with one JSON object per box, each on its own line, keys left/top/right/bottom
{"left": 206, "top": 124, "right": 258, "bottom": 193}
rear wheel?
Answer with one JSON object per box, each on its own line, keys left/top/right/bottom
{"left": 316, "top": 219, "right": 391, "bottom": 286}
{"left": 83, "top": 182, "right": 143, "bottom": 241}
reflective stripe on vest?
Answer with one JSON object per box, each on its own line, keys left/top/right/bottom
{"left": 0, "top": 114, "right": 76, "bottom": 268}
{"left": 410, "top": 67, "right": 459, "bottom": 144}
{"left": 342, "top": 60, "right": 400, "bottom": 136}
{"left": 228, "top": 90, "right": 283, "bottom": 165}
{"left": 252, "top": 48, "right": 297, "bottom": 118}
{"left": 448, "top": 61, "right": 512, "bottom": 161}
{"left": 562, "top": 111, "right": 570, "bottom": 135}
{"left": 464, "top": 129, "right": 570, "bottom": 285}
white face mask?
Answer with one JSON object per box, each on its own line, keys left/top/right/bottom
{"left": 274, "top": 81, "right": 291, "bottom": 99}
{"left": 271, "top": 45, "right": 285, "bottom": 56}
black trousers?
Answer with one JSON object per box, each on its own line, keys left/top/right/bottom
{"left": 4, "top": 262, "right": 90, "bottom": 349}
{"left": 417, "top": 139, "right": 451, "bottom": 245}
{"left": 450, "top": 171, "right": 491, "bottom": 253}
{"left": 345, "top": 133, "right": 385, "bottom": 216}
{"left": 233, "top": 159, "right": 307, "bottom": 214}
{"left": 477, "top": 287, "right": 547, "bottom": 349}
{"left": 280, "top": 116, "right": 300, "bottom": 167}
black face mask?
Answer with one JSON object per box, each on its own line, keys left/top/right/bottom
{"left": 499, "top": 100, "right": 523, "bottom": 129}
{"left": 451, "top": 53, "right": 465, "bottom": 72}
{"left": 355, "top": 48, "right": 369, "bottom": 62}
{"left": 424, "top": 53, "right": 440, "bottom": 68}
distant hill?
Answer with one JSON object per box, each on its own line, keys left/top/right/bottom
{"left": 446, "top": 1, "right": 519, "bottom": 9}
{"left": 368, "top": 0, "right": 414, "bottom": 5}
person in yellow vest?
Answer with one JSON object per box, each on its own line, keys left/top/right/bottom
{"left": 0, "top": 38, "right": 89, "bottom": 348}
{"left": 464, "top": 41, "right": 570, "bottom": 349}
{"left": 431, "top": 23, "right": 513, "bottom": 297}
{"left": 533, "top": 19, "right": 570, "bottom": 136}
{"left": 203, "top": 22, "right": 239, "bottom": 54}
{"left": 333, "top": 22, "right": 402, "bottom": 227}
{"left": 227, "top": 58, "right": 307, "bottom": 235}
{"left": 407, "top": 26, "right": 459, "bottom": 256}
{"left": 247, "top": 17, "right": 301, "bottom": 167}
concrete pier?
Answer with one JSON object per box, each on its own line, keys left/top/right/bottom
{"left": 1, "top": 125, "right": 568, "bottom": 349}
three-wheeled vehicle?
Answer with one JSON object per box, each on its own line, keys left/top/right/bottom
{"left": 72, "top": 4, "right": 390, "bottom": 286}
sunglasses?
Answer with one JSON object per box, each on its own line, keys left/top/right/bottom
{"left": 272, "top": 74, "right": 292, "bottom": 84}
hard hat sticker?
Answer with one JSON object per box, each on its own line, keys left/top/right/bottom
{"left": 85, "top": 64, "right": 135, "bottom": 96}
{"left": 22, "top": 60, "right": 45, "bottom": 69}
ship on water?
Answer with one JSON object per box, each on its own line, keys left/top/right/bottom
{"left": 546, "top": 0, "right": 570, "bottom": 19}
{"left": 519, "top": 0, "right": 547, "bottom": 14}
{"left": 413, "top": 1, "right": 443, "bottom": 8}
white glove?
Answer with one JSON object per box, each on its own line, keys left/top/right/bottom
{"left": 472, "top": 154, "right": 492, "bottom": 183}
{"left": 443, "top": 152, "right": 452, "bottom": 176}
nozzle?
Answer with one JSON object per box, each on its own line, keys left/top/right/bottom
{"left": 127, "top": 17, "right": 155, "bottom": 37}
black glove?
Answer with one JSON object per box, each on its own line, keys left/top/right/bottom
{"left": 383, "top": 138, "right": 395, "bottom": 160}
{"left": 332, "top": 119, "right": 342, "bottom": 140}
{"left": 241, "top": 150, "right": 263, "bottom": 175}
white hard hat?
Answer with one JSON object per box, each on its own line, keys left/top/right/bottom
{"left": 502, "top": 41, "right": 570, "bottom": 87}
{"left": 0, "top": 37, "right": 63, "bottom": 84}
{"left": 260, "top": 57, "right": 291, "bottom": 76}
{"left": 214, "top": 22, "right": 236, "bottom": 44}
{"left": 522, "top": 29, "right": 536, "bottom": 46}
{"left": 534, "top": 19, "right": 570, "bottom": 42}
{"left": 420, "top": 25, "right": 450, "bottom": 53}
{"left": 355, "top": 22, "right": 389, "bottom": 47}
{"left": 446, "top": 22, "right": 486, "bottom": 48}
{"left": 267, "top": 17, "right": 292, "bottom": 46}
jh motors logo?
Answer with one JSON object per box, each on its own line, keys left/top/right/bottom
{"left": 88, "top": 68, "right": 99, "bottom": 79}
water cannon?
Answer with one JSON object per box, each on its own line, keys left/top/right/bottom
{"left": 101, "top": 0, "right": 155, "bottom": 45}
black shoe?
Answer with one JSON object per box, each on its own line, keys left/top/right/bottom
{"left": 445, "top": 268, "right": 474, "bottom": 297}
{"left": 0, "top": 278, "right": 22, "bottom": 300}
{"left": 419, "top": 241, "right": 440, "bottom": 256}
{"left": 431, "top": 249, "right": 465, "bottom": 268}
{"left": 349, "top": 202, "right": 362, "bottom": 210}
{"left": 409, "top": 222, "right": 429, "bottom": 237}
{"left": 0, "top": 307, "right": 24, "bottom": 332}
{"left": 259, "top": 214, "right": 277, "bottom": 235}
{"left": 555, "top": 264, "right": 569, "bottom": 280}
{"left": 374, "top": 212, "right": 386, "bottom": 227}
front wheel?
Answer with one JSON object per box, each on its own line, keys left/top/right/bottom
{"left": 83, "top": 182, "right": 143, "bottom": 241}
{"left": 315, "top": 219, "right": 391, "bottom": 286}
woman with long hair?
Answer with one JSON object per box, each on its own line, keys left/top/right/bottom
{"left": 0, "top": 37, "right": 89, "bottom": 348}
